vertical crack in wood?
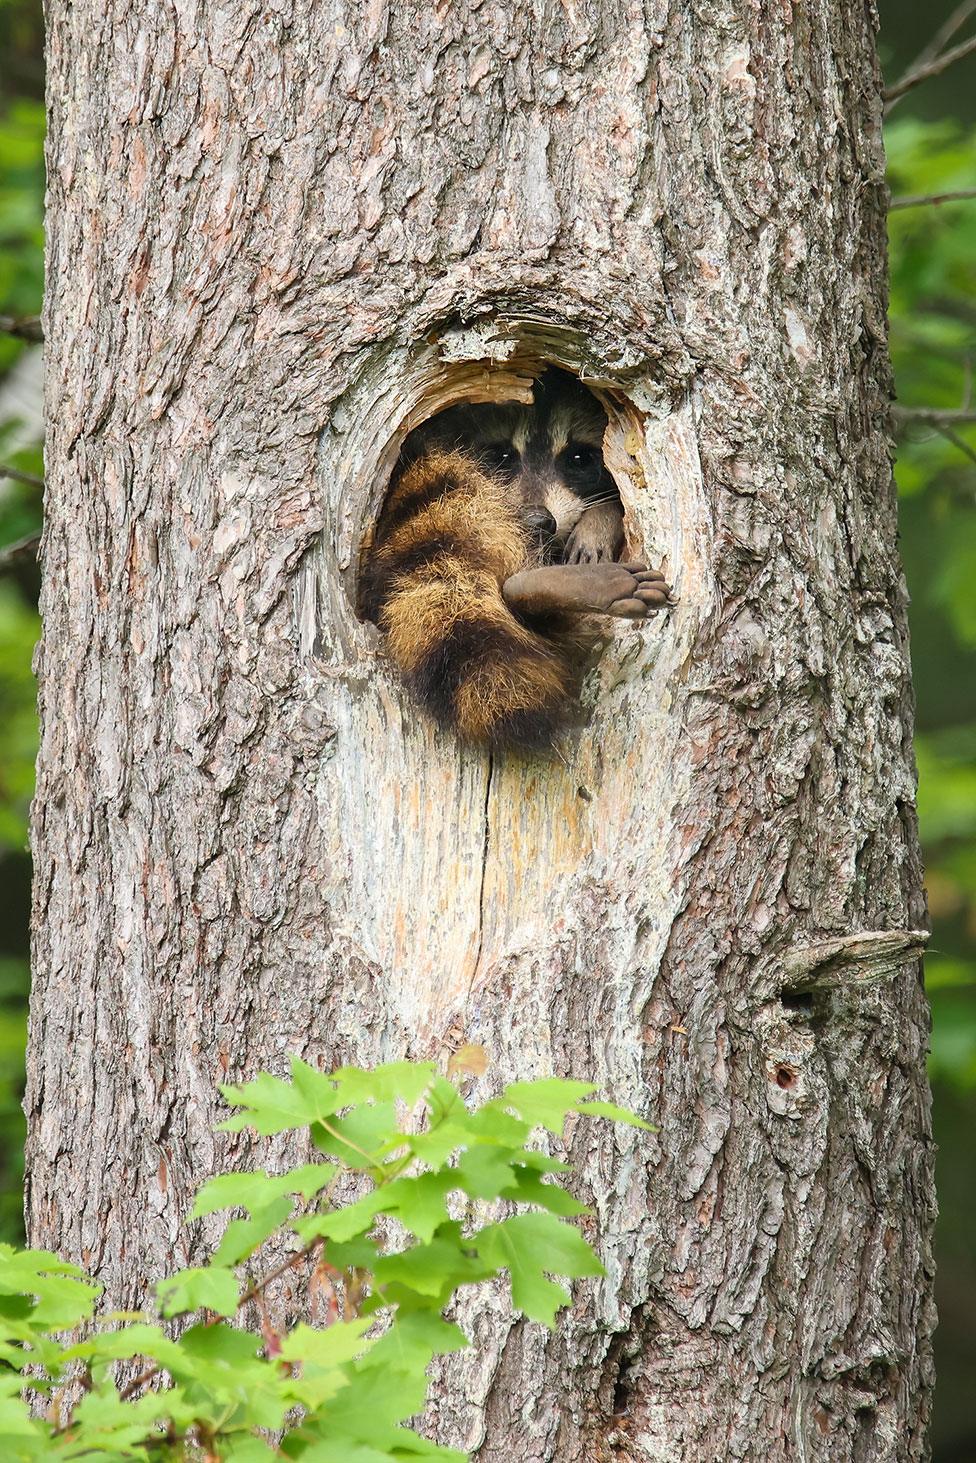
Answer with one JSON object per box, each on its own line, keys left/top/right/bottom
{"left": 470, "top": 752, "right": 494, "bottom": 996}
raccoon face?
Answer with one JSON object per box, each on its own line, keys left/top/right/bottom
{"left": 407, "top": 368, "right": 620, "bottom": 558}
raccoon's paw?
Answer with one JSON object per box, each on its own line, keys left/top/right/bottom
{"left": 578, "top": 563, "right": 674, "bottom": 619}
{"left": 564, "top": 537, "right": 611, "bottom": 565}
{"left": 503, "top": 563, "right": 675, "bottom": 621}
{"left": 563, "top": 501, "right": 625, "bottom": 565}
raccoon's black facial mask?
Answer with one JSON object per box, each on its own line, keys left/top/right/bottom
{"left": 408, "top": 368, "right": 622, "bottom": 561}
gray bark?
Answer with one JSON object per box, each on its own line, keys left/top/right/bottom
{"left": 29, "top": 1, "right": 935, "bottom": 1459}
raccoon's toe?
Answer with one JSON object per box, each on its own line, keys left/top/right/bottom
{"left": 564, "top": 540, "right": 608, "bottom": 566}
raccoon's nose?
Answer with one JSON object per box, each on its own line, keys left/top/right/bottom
{"left": 523, "top": 507, "right": 557, "bottom": 537}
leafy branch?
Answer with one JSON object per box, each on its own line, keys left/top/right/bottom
{"left": 0, "top": 1055, "right": 653, "bottom": 1461}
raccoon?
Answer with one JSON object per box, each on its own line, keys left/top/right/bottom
{"left": 360, "top": 367, "right": 672, "bottom": 749}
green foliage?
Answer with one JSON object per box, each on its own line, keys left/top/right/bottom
{"left": 0, "top": 1057, "right": 650, "bottom": 1459}
{"left": 0, "top": 89, "right": 44, "bottom": 1249}
{"left": 0, "top": 92, "right": 44, "bottom": 566}
{"left": 888, "top": 118, "right": 976, "bottom": 491}
{"left": 0, "top": 956, "right": 27, "bottom": 1244}
{"left": 887, "top": 117, "right": 976, "bottom": 1095}
{"left": 0, "top": 565, "right": 31, "bottom": 1239}
{"left": 915, "top": 728, "right": 976, "bottom": 1087}
{"left": 0, "top": 99, "right": 43, "bottom": 374}
{"left": 0, "top": 582, "right": 38, "bottom": 852}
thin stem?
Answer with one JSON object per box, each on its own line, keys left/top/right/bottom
{"left": 237, "top": 1243, "right": 315, "bottom": 1310}
{"left": 890, "top": 188, "right": 976, "bottom": 211}
{"left": 919, "top": 0, "right": 976, "bottom": 63}
{"left": 935, "top": 423, "right": 976, "bottom": 468}
{"left": 887, "top": 0, "right": 976, "bottom": 116}
{"left": 892, "top": 406, "right": 976, "bottom": 427}
{"left": 0, "top": 464, "right": 44, "bottom": 490}
{"left": 115, "top": 1362, "right": 160, "bottom": 1405}
{"left": 115, "top": 1242, "right": 318, "bottom": 1405}
{"left": 0, "top": 532, "right": 41, "bottom": 570}
{"left": 884, "top": 33, "right": 976, "bottom": 105}
{"left": 0, "top": 314, "right": 43, "bottom": 343}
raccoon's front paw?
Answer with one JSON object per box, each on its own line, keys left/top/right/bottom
{"left": 563, "top": 501, "right": 625, "bottom": 565}
{"left": 564, "top": 537, "right": 611, "bottom": 565}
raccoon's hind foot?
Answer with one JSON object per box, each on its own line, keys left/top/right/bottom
{"left": 502, "top": 563, "right": 674, "bottom": 621}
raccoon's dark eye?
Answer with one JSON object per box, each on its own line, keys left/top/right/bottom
{"left": 567, "top": 443, "right": 598, "bottom": 467}
{"left": 482, "top": 444, "right": 519, "bottom": 473}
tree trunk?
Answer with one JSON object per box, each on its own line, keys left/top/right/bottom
{"left": 28, "top": 2, "right": 935, "bottom": 1458}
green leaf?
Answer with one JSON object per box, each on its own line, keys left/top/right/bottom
{"left": 510, "top": 1150, "right": 571, "bottom": 1174}
{"left": 70, "top": 1384, "right": 173, "bottom": 1447}
{"left": 574, "top": 1100, "right": 655, "bottom": 1130}
{"left": 476, "top": 1213, "right": 604, "bottom": 1327}
{"left": 373, "top": 1225, "right": 494, "bottom": 1304}
{"left": 295, "top": 1173, "right": 452, "bottom": 1246}
{"left": 330, "top": 1061, "right": 438, "bottom": 1107}
{"left": 312, "top": 1103, "right": 398, "bottom": 1169}
{"left": 280, "top": 1317, "right": 373, "bottom": 1368}
{"left": 221, "top": 1439, "right": 280, "bottom": 1461}
{"left": 402, "top": 1080, "right": 483, "bottom": 1167}
{"left": 405, "top": 1119, "right": 477, "bottom": 1168}
{"left": 61, "top": 1322, "right": 184, "bottom": 1371}
{"left": 279, "top": 1321, "right": 376, "bottom": 1410}
{"left": 302, "top": 1361, "right": 429, "bottom": 1439}
{"left": 294, "top": 1190, "right": 384, "bottom": 1245}
{"left": 219, "top": 1068, "right": 340, "bottom": 1134}
{"left": 0, "top": 1245, "right": 101, "bottom": 1329}
{"left": 167, "top": 1323, "right": 291, "bottom": 1430}
{"left": 452, "top": 1149, "right": 585, "bottom": 1213}
{"left": 156, "top": 1265, "right": 239, "bottom": 1318}
{"left": 288, "top": 1057, "right": 348, "bottom": 1111}
{"left": 296, "top": 1441, "right": 467, "bottom": 1463}
{"left": 211, "top": 1195, "right": 293, "bottom": 1267}
{"left": 361, "top": 1311, "right": 468, "bottom": 1373}
{"left": 452, "top": 1145, "right": 524, "bottom": 1199}
{"left": 501, "top": 1169, "right": 589, "bottom": 1216}
{"left": 375, "top": 1172, "right": 454, "bottom": 1243}
{"left": 499, "top": 1079, "right": 598, "bottom": 1133}
{"left": 465, "top": 1102, "right": 531, "bottom": 1146}
{"left": 289, "top": 1446, "right": 402, "bottom": 1463}
{"left": 191, "top": 1164, "right": 336, "bottom": 1219}
{"left": 323, "top": 1236, "right": 380, "bottom": 1271}
{"left": 0, "top": 1393, "right": 42, "bottom": 1439}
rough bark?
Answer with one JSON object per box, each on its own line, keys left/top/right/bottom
{"left": 29, "top": 1, "right": 935, "bottom": 1459}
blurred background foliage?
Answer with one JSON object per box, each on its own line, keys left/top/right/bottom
{"left": 0, "top": 0, "right": 974, "bottom": 1454}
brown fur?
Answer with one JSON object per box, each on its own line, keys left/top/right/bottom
{"left": 360, "top": 450, "right": 586, "bottom": 749}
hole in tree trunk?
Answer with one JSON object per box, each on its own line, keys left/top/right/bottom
{"left": 355, "top": 348, "right": 658, "bottom": 620}
{"left": 780, "top": 990, "right": 816, "bottom": 1014}
{"left": 300, "top": 315, "right": 691, "bottom": 674}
